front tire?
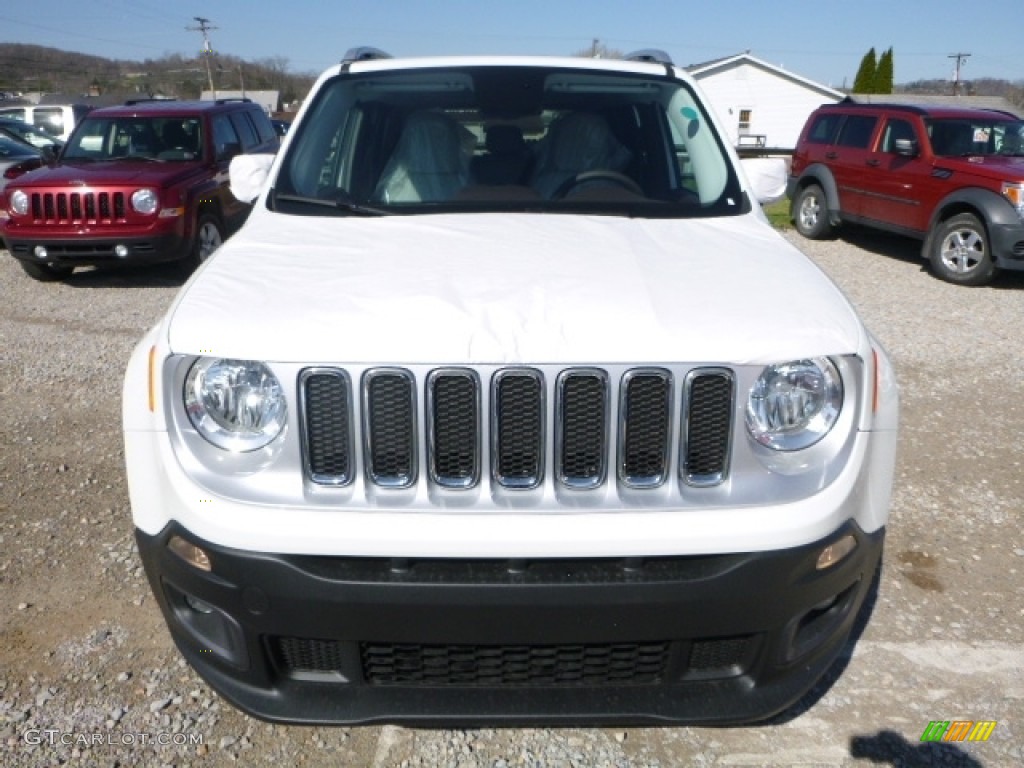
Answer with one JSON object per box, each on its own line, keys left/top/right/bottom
{"left": 193, "top": 214, "right": 225, "bottom": 264}
{"left": 930, "top": 213, "right": 996, "bottom": 286}
{"left": 19, "top": 260, "right": 73, "bottom": 282}
{"left": 792, "top": 184, "right": 833, "bottom": 239}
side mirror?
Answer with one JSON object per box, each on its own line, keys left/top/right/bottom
{"left": 893, "top": 138, "right": 919, "bottom": 157}
{"left": 229, "top": 153, "right": 275, "bottom": 203}
{"left": 41, "top": 145, "right": 57, "bottom": 164}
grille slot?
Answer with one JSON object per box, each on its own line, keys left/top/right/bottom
{"left": 619, "top": 369, "right": 672, "bottom": 487}
{"left": 557, "top": 370, "right": 608, "bottom": 488}
{"left": 682, "top": 370, "right": 734, "bottom": 486}
{"left": 361, "top": 641, "right": 669, "bottom": 687}
{"left": 302, "top": 370, "right": 353, "bottom": 485}
{"left": 428, "top": 370, "right": 480, "bottom": 488}
{"left": 492, "top": 369, "right": 544, "bottom": 489}
{"left": 363, "top": 369, "right": 417, "bottom": 488}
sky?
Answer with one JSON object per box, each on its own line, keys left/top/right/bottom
{"left": 2, "top": 0, "right": 1022, "bottom": 90}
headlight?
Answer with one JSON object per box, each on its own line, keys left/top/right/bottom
{"left": 746, "top": 358, "right": 842, "bottom": 451}
{"left": 131, "top": 188, "right": 159, "bottom": 215}
{"left": 184, "top": 358, "right": 287, "bottom": 451}
{"left": 1001, "top": 182, "right": 1024, "bottom": 220}
{"left": 10, "top": 190, "right": 29, "bottom": 216}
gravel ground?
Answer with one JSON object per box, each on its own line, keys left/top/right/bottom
{"left": 1, "top": 227, "right": 1022, "bottom": 768}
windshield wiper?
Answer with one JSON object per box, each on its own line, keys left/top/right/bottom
{"left": 109, "top": 154, "right": 160, "bottom": 162}
{"left": 273, "top": 191, "right": 389, "bottom": 216}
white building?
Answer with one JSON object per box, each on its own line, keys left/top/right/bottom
{"left": 200, "top": 89, "right": 279, "bottom": 115}
{"left": 688, "top": 53, "right": 844, "bottom": 150}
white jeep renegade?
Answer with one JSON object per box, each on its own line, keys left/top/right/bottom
{"left": 123, "top": 48, "right": 899, "bottom": 726}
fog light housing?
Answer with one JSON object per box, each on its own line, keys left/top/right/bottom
{"left": 184, "top": 594, "right": 215, "bottom": 614}
{"left": 114, "top": 244, "right": 129, "bottom": 258}
{"left": 816, "top": 534, "right": 857, "bottom": 570}
{"left": 34, "top": 245, "right": 48, "bottom": 260}
{"left": 168, "top": 535, "right": 212, "bottom": 572}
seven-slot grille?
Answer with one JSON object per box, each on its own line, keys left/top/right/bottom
{"left": 302, "top": 366, "right": 734, "bottom": 492}
{"left": 28, "top": 191, "right": 127, "bottom": 223}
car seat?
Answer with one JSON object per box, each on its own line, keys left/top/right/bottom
{"left": 530, "top": 112, "right": 632, "bottom": 199}
{"left": 374, "top": 111, "right": 470, "bottom": 203}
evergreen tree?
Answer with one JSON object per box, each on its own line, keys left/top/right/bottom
{"left": 853, "top": 47, "right": 878, "bottom": 93}
{"left": 876, "top": 48, "right": 894, "bottom": 94}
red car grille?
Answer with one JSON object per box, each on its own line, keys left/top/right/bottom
{"left": 29, "top": 191, "right": 127, "bottom": 224}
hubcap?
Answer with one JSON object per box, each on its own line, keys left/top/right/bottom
{"left": 799, "top": 195, "right": 820, "bottom": 230}
{"left": 940, "top": 228, "right": 984, "bottom": 274}
{"left": 198, "top": 222, "right": 223, "bottom": 261}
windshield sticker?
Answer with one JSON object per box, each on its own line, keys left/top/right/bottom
{"left": 681, "top": 107, "right": 700, "bottom": 138}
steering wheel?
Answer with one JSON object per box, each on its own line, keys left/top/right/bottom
{"left": 553, "top": 170, "right": 644, "bottom": 199}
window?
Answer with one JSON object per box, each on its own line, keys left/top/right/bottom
{"left": 229, "top": 111, "right": 259, "bottom": 150}
{"left": 836, "top": 115, "right": 877, "bottom": 149}
{"left": 738, "top": 109, "right": 752, "bottom": 135}
{"left": 212, "top": 114, "right": 242, "bottom": 159}
{"left": 806, "top": 113, "right": 842, "bottom": 145}
{"left": 881, "top": 118, "right": 915, "bottom": 153}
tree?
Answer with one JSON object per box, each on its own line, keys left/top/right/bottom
{"left": 876, "top": 47, "right": 894, "bottom": 94}
{"left": 853, "top": 47, "right": 878, "bottom": 93}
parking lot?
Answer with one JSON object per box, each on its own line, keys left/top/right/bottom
{"left": 1, "top": 229, "right": 1022, "bottom": 767}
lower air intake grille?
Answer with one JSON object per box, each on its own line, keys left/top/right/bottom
{"left": 361, "top": 641, "right": 670, "bottom": 686}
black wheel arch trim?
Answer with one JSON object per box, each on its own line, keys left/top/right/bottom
{"left": 923, "top": 187, "right": 1018, "bottom": 259}
{"left": 790, "top": 165, "right": 841, "bottom": 226}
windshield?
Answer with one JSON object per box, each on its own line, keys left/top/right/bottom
{"left": 62, "top": 115, "right": 204, "bottom": 161}
{"left": 274, "top": 65, "right": 744, "bottom": 218}
{"left": 926, "top": 117, "right": 1024, "bottom": 158}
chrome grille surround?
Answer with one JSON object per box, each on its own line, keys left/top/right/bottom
{"left": 426, "top": 368, "right": 481, "bottom": 489}
{"left": 361, "top": 368, "right": 418, "bottom": 489}
{"left": 299, "top": 368, "right": 354, "bottom": 486}
{"left": 681, "top": 368, "right": 735, "bottom": 487}
{"left": 618, "top": 368, "right": 673, "bottom": 488}
{"left": 491, "top": 368, "right": 545, "bottom": 489}
{"left": 555, "top": 368, "right": 609, "bottom": 489}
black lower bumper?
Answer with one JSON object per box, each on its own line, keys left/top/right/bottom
{"left": 136, "top": 522, "right": 884, "bottom": 726}
{"left": 4, "top": 232, "right": 188, "bottom": 267}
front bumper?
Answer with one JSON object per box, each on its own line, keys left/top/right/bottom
{"left": 990, "top": 219, "right": 1024, "bottom": 270}
{"left": 137, "top": 520, "right": 883, "bottom": 726}
{"left": 3, "top": 231, "right": 189, "bottom": 267}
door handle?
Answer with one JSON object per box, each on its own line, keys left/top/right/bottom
{"left": 866, "top": 159, "right": 880, "bottom": 167}
{"left": 825, "top": 151, "right": 838, "bottom": 159}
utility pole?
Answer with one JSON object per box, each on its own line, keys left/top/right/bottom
{"left": 948, "top": 52, "right": 970, "bottom": 97}
{"left": 187, "top": 17, "right": 218, "bottom": 99}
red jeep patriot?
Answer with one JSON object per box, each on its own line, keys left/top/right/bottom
{"left": 788, "top": 100, "right": 1024, "bottom": 286}
{"left": 1, "top": 98, "right": 277, "bottom": 281}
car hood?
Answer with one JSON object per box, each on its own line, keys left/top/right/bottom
{"left": 167, "top": 211, "right": 866, "bottom": 365}
{"left": 938, "top": 155, "right": 1024, "bottom": 175}
{"left": 11, "top": 159, "right": 202, "bottom": 188}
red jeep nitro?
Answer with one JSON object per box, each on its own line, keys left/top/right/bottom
{"left": 788, "top": 100, "right": 1024, "bottom": 286}
{"left": 1, "top": 98, "right": 277, "bottom": 281}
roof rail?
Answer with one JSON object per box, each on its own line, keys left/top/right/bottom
{"left": 214, "top": 97, "right": 253, "bottom": 104}
{"left": 342, "top": 47, "right": 393, "bottom": 64}
{"left": 123, "top": 98, "right": 177, "bottom": 106}
{"left": 624, "top": 49, "right": 674, "bottom": 66}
